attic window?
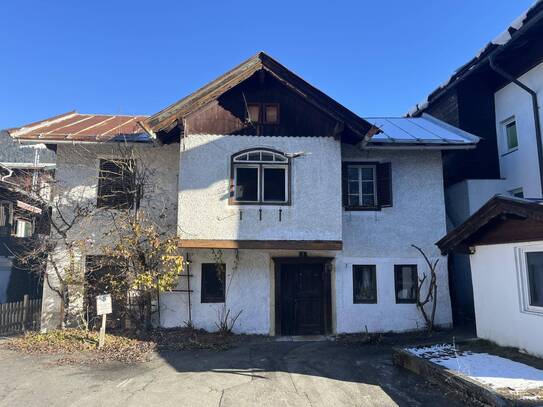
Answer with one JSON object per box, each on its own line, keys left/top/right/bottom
{"left": 247, "top": 103, "right": 280, "bottom": 124}
{"left": 264, "top": 104, "right": 279, "bottom": 124}
{"left": 247, "top": 104, "right": 260, "bottom": 123}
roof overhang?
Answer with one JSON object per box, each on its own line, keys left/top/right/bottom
{"left": 436, "top": 195, "right": 543, "bottom": 254}
{"left": 408, "top": 0, "right": 543, "bottom": 117}
{"left": 145, "top": 52, "right": 377, "bottom": 144}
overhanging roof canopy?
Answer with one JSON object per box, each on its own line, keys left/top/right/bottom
{"left": 364, "top": 113, "right": 479, "bottom": 148}
{"left": 7, "top": 112, "right": 150, "bottom": 144}
{"left": 437, "top": 195, "right": 543, "bottom": 254}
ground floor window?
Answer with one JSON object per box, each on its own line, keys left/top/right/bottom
{"left": 352, "top": 265, "right": 377, "bottom": 303}
{"left": 394, "top": 265, "right": 417, "bottom": 303}
{"left": 526, "top": 252, "right": 543, "bottom": 308}
{"left": 201, "top": 263, "right": 225, "bottom": 303}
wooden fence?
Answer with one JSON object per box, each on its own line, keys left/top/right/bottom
{"left": 0, "top": 295, "right": 42, "bottom": 335}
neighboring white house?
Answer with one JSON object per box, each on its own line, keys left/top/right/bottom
{"left": 438, "top": 195, "right": 543, "bottom": 357}
{"left": 409, "top": 1, "right": 543, "bottom": 324}
{"left": 8, "top": 52, "right": 479, "bottom": 335}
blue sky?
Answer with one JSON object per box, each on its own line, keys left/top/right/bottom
{"left": 0, "top": 0, "right": 534, "bottom": 129}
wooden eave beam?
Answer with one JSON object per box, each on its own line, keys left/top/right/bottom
{"left": 179, "top": 239, "right": 343, "bottom": 251}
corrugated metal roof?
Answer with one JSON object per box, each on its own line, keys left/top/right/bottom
{"left": 8, "top": 112, "right": 150, "bottom": 143}
{"left": 364, "top": 114, "right": 479, "bottom": 147}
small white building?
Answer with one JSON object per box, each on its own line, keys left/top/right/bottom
{"left": 438, "top": 195, "right": 543, "bottom": 357}
{"left": 8, "top": 53, "right": 479, "bottom": 335}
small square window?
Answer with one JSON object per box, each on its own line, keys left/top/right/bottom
{"left": 247, "top": 104, "right": 260, "bottom": 123}
{"left": 15, "top": 219, "right": 32, "bottom": 238}
{"left": 394, "top": 265, "right": 418, "bottom": 304}
{"left": 503, "top": 118, "right": 518, "bottom": 151}
{"left": 201, "top": 263, "right": 226, "bottom": 303}
{"left": 346, "top": 164, "right": 376, "bottom": 208}
{"left": 264, "top": 104, "right": 279, "bottom": 124}
{"left": 353, "top": 265, "right": 377, "bottom": 304}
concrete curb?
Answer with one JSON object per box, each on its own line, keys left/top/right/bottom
{"left": 392, "top": 348, "right": 539, "bottom": 407}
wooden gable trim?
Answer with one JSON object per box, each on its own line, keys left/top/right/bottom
{"left": 145, "top": 52, "right": 376, "bottom": 141}
{"left": 179, "top": 239, "right": 342, "bottom": 251}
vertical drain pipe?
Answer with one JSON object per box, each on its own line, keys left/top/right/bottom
{"left": 489, "top": 55, "right": 543, "bottom": 197}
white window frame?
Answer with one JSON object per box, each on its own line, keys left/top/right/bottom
{"left": 515, "top": 244, "right": 543, "bottom": 315}
{"left": 501, "top": 116, "right": 519, "bottom": 153}
{"left": 347, "top": 164, "right": 376, "bottom": 208}
{"left": 15, "top": 218, "right": 33, "bottom": 238}
{"left": 0, "top": 201, "right": 13, "bottom": 227}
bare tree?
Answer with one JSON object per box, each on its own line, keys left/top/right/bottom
{"left": 411, "top": 244, "right": 439, "bottom": 333}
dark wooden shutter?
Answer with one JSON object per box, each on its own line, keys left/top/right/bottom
{"left": 377, "top": 162, "right": 392, "bottom": 208}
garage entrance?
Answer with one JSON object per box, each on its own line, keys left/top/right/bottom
{"left": 274, "top": 258, "right": 332, "bottom": 335}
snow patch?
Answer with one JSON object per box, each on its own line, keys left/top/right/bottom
{"left": 407, "top": 344, "right": 543, "bottom": 396}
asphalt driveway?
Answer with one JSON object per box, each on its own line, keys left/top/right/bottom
{"left": 0, "top": 338, "right": 463, "bottom": 407}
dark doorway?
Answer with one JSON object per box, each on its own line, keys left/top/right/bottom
{"left": 275, "top": 258, "right": 332, "bottom": 335}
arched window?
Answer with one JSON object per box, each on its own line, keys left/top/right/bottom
{"left": 231, "top": 149, "right": 290, "bottom": 204}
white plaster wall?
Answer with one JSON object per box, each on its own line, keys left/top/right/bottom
{"left": 336, "top": 146, "right": 452, "bottom": 333}
{"left": 41, "top": 143, "right": 180, "bottom": 330}
{"left": 470, "top": 242, "right": 543, "bottom": 357}
{"left": 178, "top": 135, "right": 342, "bottom": 241}
{"left": 334, "top": 256, "right": 451, "bottom": 333}
{"left": 446, "top": 179, "right": 508, "bottom": 227}
{"left": 160, "top": 249, "right": 271, "bottom": 334}
{"left": 494, "top": 61, "right": 543, "bottom": 198}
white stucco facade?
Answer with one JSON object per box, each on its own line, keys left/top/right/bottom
{"left": 494, "top": 61, "right": 543, "bottom": 199}
{"left": 178, "top": 134, "right": 342, "bottom": 241}
{"left": 43, "top": 134, "right": 453, "bottom": 335}
{"left": 41, "top": 143, "right": 180, "bottom": 330}
{"left": 336, "top": 147, "right": 451, "bottom": 333}
{"left": 160, "top": 137, "right": 453, "bottom": 334}
{"left": 470, "top": 241, "right": 543, "bottom": 357}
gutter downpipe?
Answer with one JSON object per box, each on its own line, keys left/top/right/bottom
{"left": 489, "top": 55, "right": 543, "bottom": 197}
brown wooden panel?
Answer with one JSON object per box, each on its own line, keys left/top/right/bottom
{"left": 179, "top": 239, "right": 342, "bottom": 251}
{"left": 184, "top": 71, "right": 341, "bottom": 138}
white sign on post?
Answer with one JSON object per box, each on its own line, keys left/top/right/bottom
{"left": 96, "top": 294, "right": 112, "bottom": 315}
{"left": 96, "top": 294, "right": 112, "bottom": 349}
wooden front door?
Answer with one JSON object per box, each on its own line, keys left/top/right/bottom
{"left": 277, "top": 261, "right": 331, "bottom": 335}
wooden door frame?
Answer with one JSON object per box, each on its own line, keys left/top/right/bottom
{"left": 273, "top": 257, "right": 333, "bottom": 336}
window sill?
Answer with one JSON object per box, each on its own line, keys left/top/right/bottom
{"left": 344, "top": 206, "right": 381, "bottom": 212}
{"left": 354, "top": 300, "right": 378, "bottom": 304}
{"left": 501, "top": 148, "right": 518, "bottom": 157}
{"left": 395, "top": 300, "right": 417, "bottom": 304}
{"left": 229, "top": 200, "right": 290, "bottom": 207}
{"left": 521, "top": 305, "right": 543, "bottom": 316}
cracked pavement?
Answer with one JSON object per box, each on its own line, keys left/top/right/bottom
{"left": 0, "top": 339, "right": 464, "bottom": 406}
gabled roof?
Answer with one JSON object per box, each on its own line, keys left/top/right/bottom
{"left": 436, "top": 195, "right": 543, "bottom": 254}
{"left": 7, "top": 112, "right": 150, "bottom": 143}
{"left": 145, "top": 51, "right": 375, "bottom": 140}
{"left": 408, "top": 0, "right": 543, "bottom": 117}
{"left": 364, "top": 113, "right": 479, "bottom": 149}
